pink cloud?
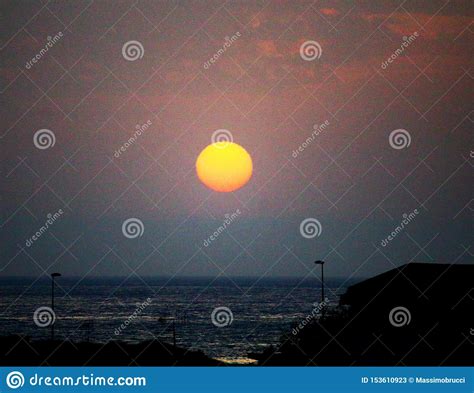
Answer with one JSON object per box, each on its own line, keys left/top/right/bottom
{"left": 320, "top": 8, "right": 340, "bottom": 17}
{"left": 257, "top": 40, "right": 282, "bottom": 58}
{"left": 362, "top": 12, "right": 470, "bottom": 40}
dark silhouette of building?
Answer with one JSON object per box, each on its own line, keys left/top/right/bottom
{"left": 340, "top": 263, "right": 473, "bottom": 329}
{"left": 256, "top": 263, "right": 473, "bottom": 366}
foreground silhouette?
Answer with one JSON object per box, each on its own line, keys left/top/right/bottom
{"left": 254, "top": 263, "right": 473, "bottom": 366}
{"left": 1, "top": 263, "right": 471, "bottom": 366}
{"left": 0, "top": 337, "right": 221, "bottom": 366}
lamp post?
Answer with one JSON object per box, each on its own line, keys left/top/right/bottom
{"left": 51, "top": 272, "right": 61, "bottom": 341}
{"left": 314, "top": 261, "right": 325, "bottom": 303}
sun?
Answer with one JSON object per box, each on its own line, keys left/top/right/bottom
{"left": 196, "top": 142, "right": 253, "bottom": 192}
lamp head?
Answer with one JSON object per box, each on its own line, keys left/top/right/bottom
{"left": 51, "top": 273, "right": 62, "bottom": 278}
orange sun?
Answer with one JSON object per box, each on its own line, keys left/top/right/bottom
{"left": 196, "top": 142, "right": 253, "bottom": 192}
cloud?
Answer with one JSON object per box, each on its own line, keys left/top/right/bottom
{"left": 320, "top": 8, "right": 340, "bottom": 17}
{"left": 362, "top": 11, "right": 471, "bottom": 40}
{"left": 256, "top": 40, "right": 282, "bottom": 58}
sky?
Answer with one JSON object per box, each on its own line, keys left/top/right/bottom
{"left": 0, "top": 0, "right": 472, "bottom": 280}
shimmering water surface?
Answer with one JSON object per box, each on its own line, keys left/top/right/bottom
{"left": 0, "top": 277, "right": 350, "bottom": 361}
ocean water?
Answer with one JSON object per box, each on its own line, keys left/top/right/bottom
{"left": 0, "top": 277, "right": 349, "bottom": 362}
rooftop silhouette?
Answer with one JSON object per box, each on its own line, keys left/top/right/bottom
{"left": 255, "top": 263, "right": 473, "bottom": 366}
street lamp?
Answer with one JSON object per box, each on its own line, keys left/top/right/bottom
{"left": 51, "top": 272, "right": 61, "bottom": 341}
{"left": 314, "top": 261, "right": 325, "bottom": 303}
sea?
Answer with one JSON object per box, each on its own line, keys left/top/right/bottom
{"left": 0, "top": 277, "right": 352, "bottom": 363}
